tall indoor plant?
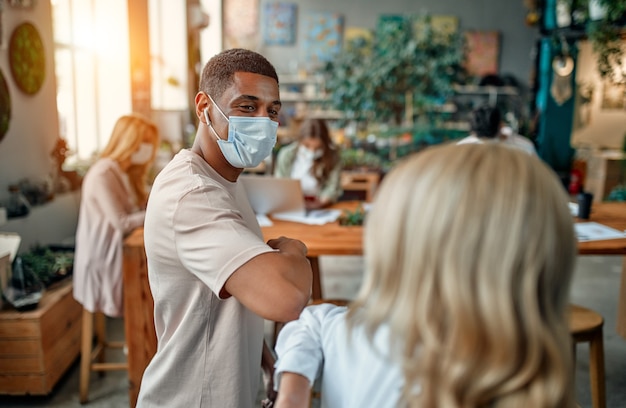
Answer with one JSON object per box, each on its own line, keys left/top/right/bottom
{"left": 321, "top": 14, "right": 466, "bottom": 130}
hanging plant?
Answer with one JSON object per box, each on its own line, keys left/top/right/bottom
{"left": 587, "top": 0, "right": 626, "bottom": 82}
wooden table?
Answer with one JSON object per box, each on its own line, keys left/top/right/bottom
{"left": 576, "top": 202, "right": 626, "bottom": 340}
{"left": 261, "top": 201, "right": 363, "bottom": 300}
{"left": 122, "top": 201, "right": 626, "bottom": 407}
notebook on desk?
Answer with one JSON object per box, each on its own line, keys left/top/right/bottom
{"left": 239, "top": 175, "right": 341, "bottom": 225}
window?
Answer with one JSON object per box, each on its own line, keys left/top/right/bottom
{"left": 52, "top": 0, "right": 131, "bottom": 165}
{"left": 53, "top": 0, "right": 219, "bottom": 164}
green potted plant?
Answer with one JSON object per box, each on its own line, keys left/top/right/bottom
{"left": 321, "top": 13, "right": 466, "bottom": 133}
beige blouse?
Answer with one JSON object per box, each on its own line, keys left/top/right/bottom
{"left": 73, "top": 158, "right": 145, "bottom": 317}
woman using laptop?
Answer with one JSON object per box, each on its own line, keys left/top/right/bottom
{"left": 274, "top": 118, "right": 342, "bottom": 210}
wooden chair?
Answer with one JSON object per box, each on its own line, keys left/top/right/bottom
{"left": 308, "top": 298, "right": 350, "bottom": 307}
{"left": 79, "top": 309, "right": 128, "bottom": 404}
{"left": 569, "top": 304, "right": 606, "bottom": 408}
{"left": 340, "top": 171, "right": 380, "bottom": 202}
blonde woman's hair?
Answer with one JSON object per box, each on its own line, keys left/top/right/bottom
{"left": 348, "top": 143, "right": 577, "bottom": 407}
{"left": 100, "top": 113, "right": 159, "bottom": 207}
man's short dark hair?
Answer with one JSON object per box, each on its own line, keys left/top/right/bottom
{"left": 469, "top": 105, "right": 501, "bottom": 138}
{"left": 199, "top": 48, "right": 279, "bottom": 98}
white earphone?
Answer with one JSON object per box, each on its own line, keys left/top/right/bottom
{"left": 203, "top": 107, "right": 211, "bottom": 126}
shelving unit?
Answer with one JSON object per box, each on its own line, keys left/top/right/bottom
{"left": 438, "top": 84, "right": 529, "bottom": 134}
{"left": 278, "top": 74, "right": 343, "bottom": 123}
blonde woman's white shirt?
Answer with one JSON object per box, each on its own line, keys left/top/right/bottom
{"left": 73, "top": 158, "right": 145, "bottom": 317}
{"left": 274, "top": 303, "right": 406, "bottom": 408}
{"left": 137, "top": 149, "right": 275, "bottom": 407}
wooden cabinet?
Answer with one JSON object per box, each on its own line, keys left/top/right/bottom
{"left": 0, "top": 280, "right": 81, "bottom": 395}
{"left": 584, "top": 151, "right": 625, "bottom": 202}
{"left": 340, "top": 171, "right": 381, "bottom": 202}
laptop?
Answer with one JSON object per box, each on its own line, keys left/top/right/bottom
{"left": 239, "top": 175, "right": 341, "bottom": 225}
{"left": 239, "top": 175, "right": 306, "bottom": 215}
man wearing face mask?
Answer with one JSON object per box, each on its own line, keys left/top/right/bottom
{"left": 74, "top": 113, "right": 159, "bottom": 320}
{"left": 137, "top": 49, "right": 313, "bottom": 407}
{"left": 274, "top": 118, "right": 342, "bottom": 210}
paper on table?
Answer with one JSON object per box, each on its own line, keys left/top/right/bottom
{"left": 255, "top": 214, "right": 273, "bottom": 227}
{"left": 575, "top": 222, "right": 626, "bottom": 242}
{"left": 272, "top": 209, "right": 342, "bottom": 225}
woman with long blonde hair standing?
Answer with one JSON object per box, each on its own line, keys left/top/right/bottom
{"left": 73, "top": 113, "right": 159, "bottom": 317}
{"left": 274, "top": 142, "right": 577, "bottom": 408}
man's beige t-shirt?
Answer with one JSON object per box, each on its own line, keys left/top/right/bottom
{"left": 137, "top": 149, "right": 274, "bottom": 407}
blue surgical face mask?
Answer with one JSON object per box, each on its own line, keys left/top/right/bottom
{"left": 204, "top": 95, "right": 278, "bottom": 169}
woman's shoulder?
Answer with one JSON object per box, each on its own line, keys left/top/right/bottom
{"left": 84, "top": 158, "right": 122, "bottom": 181}
{"left": 278, "top": 141, "right": 299, "bottom": 154}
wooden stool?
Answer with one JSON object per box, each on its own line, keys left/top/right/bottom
{"left": 79, "top": 309, "right": 128, "bottom": 404}
{"left": 569, "top": 304, "right": 606, "bottom": 408}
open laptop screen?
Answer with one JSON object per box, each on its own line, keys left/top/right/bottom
{"left": 239, "top": 175, "right": 306, "bottom": 215}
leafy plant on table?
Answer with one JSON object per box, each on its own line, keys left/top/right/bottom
{"left": 338, "top": 204, "right": 366, "bottom": 226}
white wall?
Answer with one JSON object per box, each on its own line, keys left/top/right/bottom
{"left": 255, "top": 0, "right": 538, "bottom": 87}
{"left": 0, "top": 2, "right": 78, "bottom": 251}
{"left": 1, "top": 3, "right": 59, "bottom": 201}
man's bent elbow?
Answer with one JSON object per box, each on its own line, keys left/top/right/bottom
{"left": 273, "top": 290, "right": 310, "bottom": 323}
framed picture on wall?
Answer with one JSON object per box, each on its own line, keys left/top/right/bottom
{"left": 303, "top": 12, "right": 344, "bottom": 69}
{"left": 223, "top": 0, "right": 259, "bottom": 50}
{"left": 263, "top": 2, "right": 297, "bottom": 46}
{"left": 464, "top": 30, "right": 500, "bottom": 78}
{"left": 344, "top": 27, "right": 373, "bottom": 52}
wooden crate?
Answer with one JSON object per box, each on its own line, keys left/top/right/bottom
{"left": 0, "top": 280, "right": 81, "bottom": 395}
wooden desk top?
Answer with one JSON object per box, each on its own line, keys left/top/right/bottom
{"left": 577, "top": 202, "right": 626, "bottom": 255}
{"left": 0, "top": 279, "right": 73, "bottom": 318}
{"left": 124, "top": 201, "right": 626, "bottom": 257}
{"left": 261, "top": 210, "right": 363, "bottom": 258}
{"left": 123, "top": 203, "right": 365, "bottom": 257}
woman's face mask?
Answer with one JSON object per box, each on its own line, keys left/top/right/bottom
{"left": 205, "top": 95, "right": 278, "bottom": 169}
{"left": 298, "top": 144, "right": 323, "bottom": 160}
{"left": 130, "top": 142, "right": 154, "bottom": 165}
